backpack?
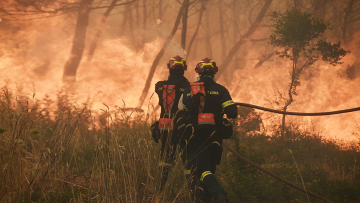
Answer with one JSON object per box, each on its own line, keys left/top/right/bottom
{"left": 188, "top": 82, "right": 217, "bottom": 134}
{"left": 158, "top": 83, "right": 177, "bottom": 131}
{"left": 151, "top": 80, "right": 188, "bottom": 143}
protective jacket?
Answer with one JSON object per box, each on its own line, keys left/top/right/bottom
{"left": 181, "top": 76, "right": 237, "bottom": 202}
{"left": 154, "top": 74, "right": 190, "bottom": 191}
{"left": 156, "top": 75, "right": 190, "bottom": 119}
{"left": 182, "top": 76, "right": 237, "bottom": 125}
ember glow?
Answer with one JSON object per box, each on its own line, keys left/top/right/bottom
{"left": 1, "top": 1, "right": 359, "bottom": 144}
{"left": 228, "top": 41, "right": 360, "bottom": 142}
{"left": 0, "top": 15, "right": 166, "bottom": 113}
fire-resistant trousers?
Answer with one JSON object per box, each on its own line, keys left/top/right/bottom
{"left": 159, "top": 130, "right": 178, "bottom": 191}
{"left": 185, "top": 132, "right": 226, "bottom": 202}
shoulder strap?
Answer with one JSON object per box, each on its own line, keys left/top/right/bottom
{"left": 162, "top": 81, "right": 177, "bottom": 118}
{"left": 190, "top": 82, "right": 206, "bottom": 114}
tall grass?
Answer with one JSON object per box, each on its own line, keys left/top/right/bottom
{"left": 1, "top": 88, "right": 359, "bottom": 202}
{"left": 218, "top": 107, "right": 360, "bottom": 202}
{"left": 0, "top": 87, "right": 189, "bottom": 202}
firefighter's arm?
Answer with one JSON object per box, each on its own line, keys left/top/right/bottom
{"left": 181, "top": 88, "right": 191, "bottom": 112}
{"left": 155, "top": 81, "right": 163, "bottom": 94}
{"left": 221, "top": 89, "right": 238, "bottom": 119}
{"left": 178, "top": 94, "right": 184, "bottom": 110}
{"left": 155, "top": 81, "right": 164, "bottom": 105}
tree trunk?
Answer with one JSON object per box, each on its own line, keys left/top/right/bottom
{"left": 137, "top": 4, "right": 185, "bottom": 108}
{"left": 294, "top": 0, "right": 301, "bottom": 9}
{"left": 204, "top": 9, "right": 213, "bottom": 58}
{"left": 218, "top": 0, "right": 226, "bottom": 62}
{"left": 343, "top": 0, "right": 355, "bottom": 43}
{"left": 134, "top": 0, "right": 140, "bottom": 50}
{"left": 254, "top": 53, "right": 274, "bottom": 69}
{"left": 159, "top": 0, "right": 163, "bottom": 20}
{"left": 181, "top": 0, "right": 189, "bottom": 51}
{"left": 127, "top": 3, "right": 135, "bottom": 46}
{"left": 215, "top": 0, "right": 273, "bottom": 80}
{"left": 63, "top": 0, "right": 93, "bottom": 84}
{"left": 143, "top": 0, "right": 147, "bottom": 29}
{"left": 186, "top": 3, "right": 205, "bottom": 60}
{"left": 142, "top": 0, "right": 147, "bottom": 45}
{"left": 218, "top": 0, "right": 228, "bottom": 84}
{"left": 136, "top": 0, "right": 140, "bottom": 30}
{"left": 87, "top": 0, "right": 118, "bottom": 62}
{"left": 120, "top": 4, "right": 129, "bottom": 35}
{"left": 281, "top": 56, "right": 296, "bottom": 138}
{"left": 232, "top": 0, "right": 238, "bottom": 72}
{"left": 312, "top": 0, "right": 327, "bottom": 20}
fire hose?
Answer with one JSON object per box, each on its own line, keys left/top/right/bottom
{"left": 235, "top": 102, "right": 360, "bottom": 116}
{"left": 222, "top": 103, "right": 360, "bottom": 203}
{"left": 222, "top": 143, "right": 332, "bottom": 202}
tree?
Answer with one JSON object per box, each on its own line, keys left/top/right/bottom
{"left": 87, "top": 0, "right": 119, "bottom": 62}
{"left": 215, "top": 0, "right": 273, "bottom": 80}
{"left": 137, "top": 2, "right": 186, "bottom": 108}
{"left": 63, "top": 0, "right": 93, "bottom": 85}
{"left": 269, "top": 8, "right": 349, "bottom": 138}
{"left": 63, "top": 0, "right": 137, "bottom": 84}
{"left": 185, "top": 1, "right": 206, "bottom": 60}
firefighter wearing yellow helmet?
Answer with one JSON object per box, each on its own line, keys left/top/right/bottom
{"left": 151, "top": 55, "right": 190, "bottom": 191}
{"left": 180, "top": 57, "right": 237, "bottom": 203}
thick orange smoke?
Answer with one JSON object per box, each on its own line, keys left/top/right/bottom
{"left": 226, "top": 32, "right": 360, "bottom": 143}
{"left": 1, "top": 3, "right": 359, "bottom": 144}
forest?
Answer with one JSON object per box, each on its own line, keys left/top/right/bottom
{"left": 1, "top": 0, "right": 360, "bottom": 202}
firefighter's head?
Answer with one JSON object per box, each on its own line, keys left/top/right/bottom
{"left": 167, "top": 55, "right": 187, "bottom": 75}
{"left": 195, "top": 58, "right": 218, "bottom": 77}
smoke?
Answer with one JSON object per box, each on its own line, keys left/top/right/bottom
{"left": 1, "top": 2, "right": 360, "bottom": 143}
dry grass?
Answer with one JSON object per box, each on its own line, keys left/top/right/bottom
{"left": 0, "top": 87, "right": 190, "bottom": 202}
{"left": 1, "top": 87, "right": 359, "bottom": 202}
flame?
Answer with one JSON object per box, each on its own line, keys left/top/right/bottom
{"left": 0, "top": 15, "right": 165, "bottom": 115}
{"left": 226, "top": 35, "right": 360, "bottom": 143}
{"left": 1, "top": 8, "right": 359, "bottom": 145}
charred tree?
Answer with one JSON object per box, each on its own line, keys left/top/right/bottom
{"left": 137, "top": 3, "right": 186, "bottom": 108}
{"left": 63, "top": 0, "right": 93, "bottom": 84}
{"left": 159, "top": 0, "right": 163, "bottom": 20}
{"left": 120, "top": 4, "right": 131, "bottom": 35}
{"left": 87, "top": 0, "right": 119, "bottom": 62}
{"left": 254, "top": 53, "right": 275, "bottom": 69}
{"left": 127, "top": 3, "right": 135, "bottom": 46}
{"left": 204, "top": 9, "right": 213, "bottom": 59}
{"left": 136, "top": 0, "right": 140, "bottom": 28}
{"left": 218, "top": 0, "right": 226, "bottom": 62}
{"left": 312, "top": 0, "right": 327, "bottom": 20}
{"left": 218, "top": 0, "right": 229, "bottom": 84}
{"left": 293, "top": 0, "right": 301, "bottom": 9}
{"left": 232, "top": 0, "right": 239, "bottom": 72}
{"left": 216, "top": 0, "right": 273, "bottom": 80}
{"left": 181, "top": 0, "right": 189, "bottom": 51}
{"left": 342, "top": 0, "right": 355, "bottom": 43}
{"left": 186, "top": 3, "right": 205, "bottom": 60}
{"left": 143, "top": 0, "right": 147, "bottom": 29}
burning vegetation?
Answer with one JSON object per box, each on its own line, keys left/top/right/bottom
{"left": 1, "top": 0, "right": 360, "bottom": 202}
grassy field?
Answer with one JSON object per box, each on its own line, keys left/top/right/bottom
{"left": 1, "top": 88, "right": 359, "bottom": 203}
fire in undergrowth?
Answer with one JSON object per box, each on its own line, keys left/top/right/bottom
{"left": 227, "top": 32, "right": 360, "bottom": 143}
{"left": 1, "top": 10, "right": 360, "bottom": 144}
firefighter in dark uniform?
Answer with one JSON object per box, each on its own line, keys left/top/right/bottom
{"left": 180, "top": 58, "right": 237, "bottom": 203}
{"left": 151, "top": 55, "right": 190, "bottom": 191}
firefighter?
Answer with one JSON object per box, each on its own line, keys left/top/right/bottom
{"left": 180, "top": 57, "right": 238, "bottom": 203}
{"left": 151, "top": 55, "right": 190, "bottom": 191}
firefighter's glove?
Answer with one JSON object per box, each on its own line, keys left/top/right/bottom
{"left": 151, "top": 121, "right": 160, "bottom": 143}
{"left": 220, "top": 118, "right": 233, "bottom": 139}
